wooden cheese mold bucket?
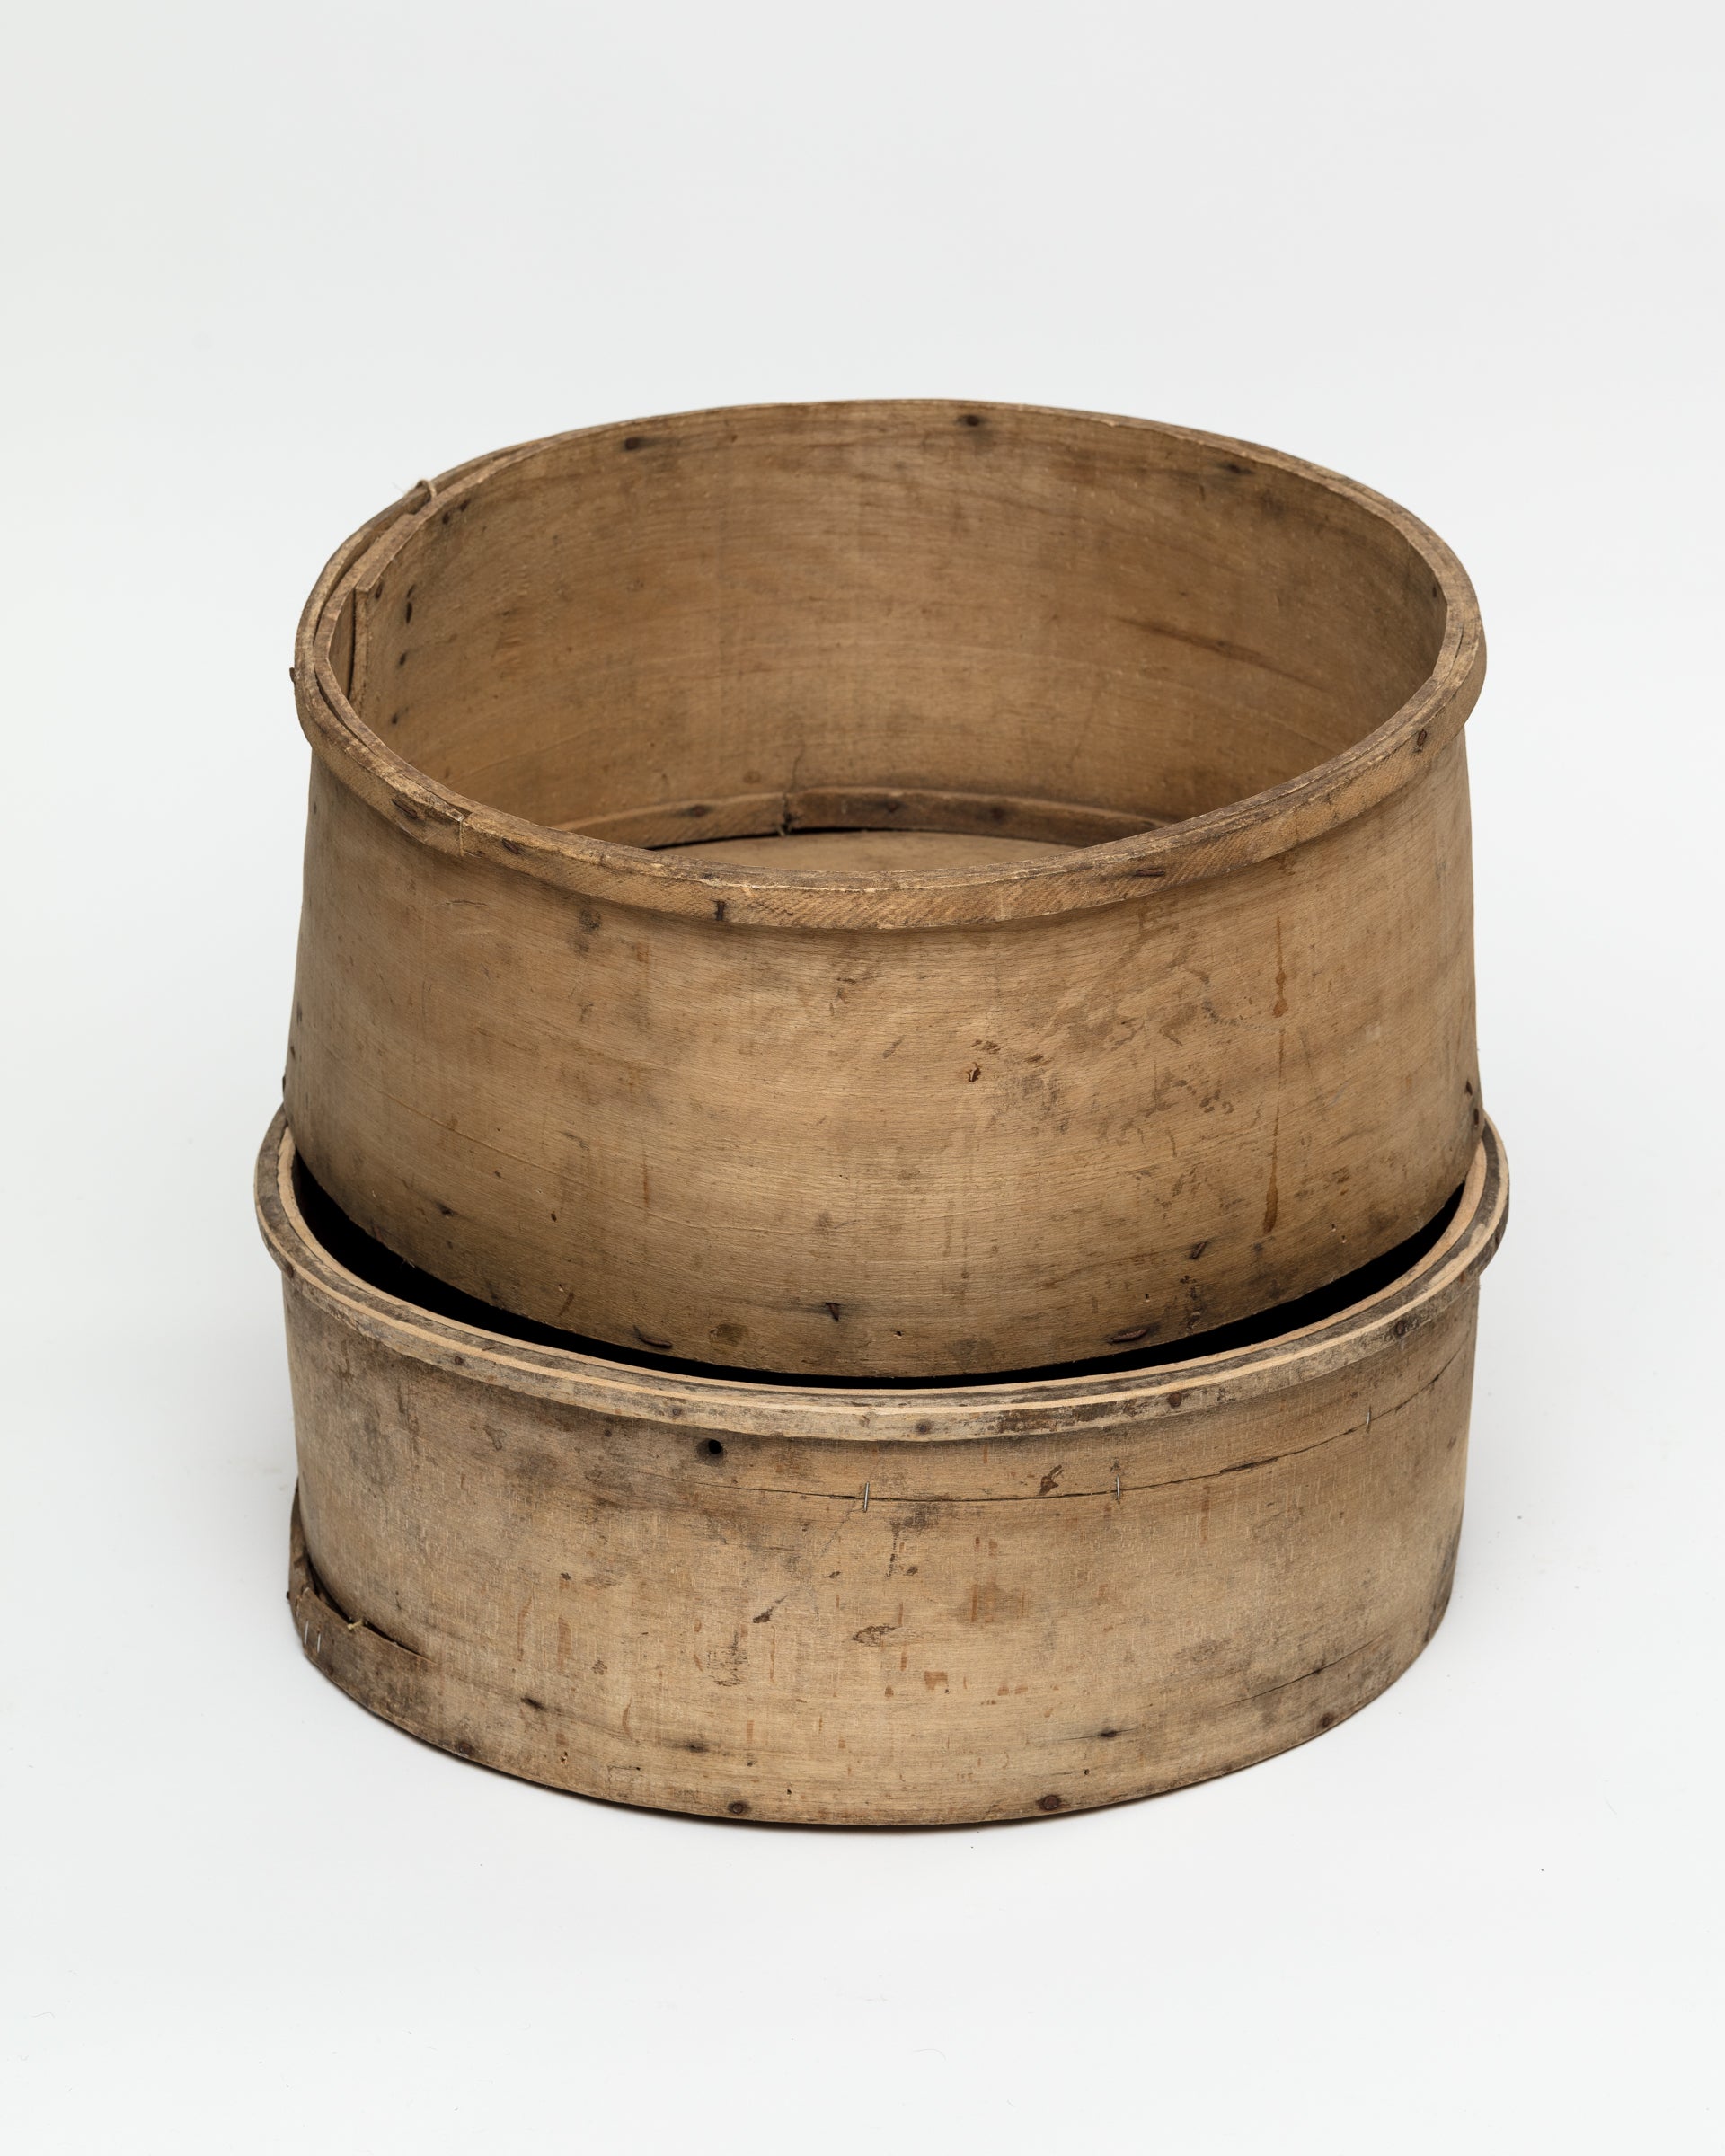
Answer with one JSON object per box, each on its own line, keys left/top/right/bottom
{"left": 259, "top": 1106, "right": 1508, "bottom": 1826}
{"left": 288, "top": 400, "right": 1485, "bottom": 1378}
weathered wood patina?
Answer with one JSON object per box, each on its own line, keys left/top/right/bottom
{"left": 287, "top": 402, "right": 1485, "bottom": 1376}
{"left": 260, "top": 1109, "right": 1508, "bottom": 1825}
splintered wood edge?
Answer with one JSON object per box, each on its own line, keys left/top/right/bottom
{"left": 289, "top": 401, "right": 1486, "bottom": 931}
{"left": 256, "top": 1107, "right": 1508, "bottom": 1442}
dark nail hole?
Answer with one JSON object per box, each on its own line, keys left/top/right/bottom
{"left": 703, "top": 1438, "right": 725, "bottom": 1458}
{"left": 959, "top": 412, "right": 983, "bottom": 427}
{"left": 622, "top": 435, "right": 644, "bottom": 451}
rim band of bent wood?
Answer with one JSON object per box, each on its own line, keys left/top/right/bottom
{"left": 288, "top": 400, "right": 1486, "bottom": 1376}
{"left": 260, "top": 1108, "right": 1508, "bottom": 1825}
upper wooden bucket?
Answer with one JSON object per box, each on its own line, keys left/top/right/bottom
{"left": 288, "top": 401, "right": 1485, "bottom": 1378}
{"left": 260, "top": 1108, "right": 1509, "bottom": 1825}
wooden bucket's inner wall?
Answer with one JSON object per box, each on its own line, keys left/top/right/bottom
{"left": 346, "top": 407, "right": 1449, "bottom": 853}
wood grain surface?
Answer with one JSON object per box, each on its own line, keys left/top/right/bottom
{"left": 287, "top": 401, "right": 1486, "bottom": 1375}
{"left": 260, "top": 1109, "right": 1508, "bottom": 1825}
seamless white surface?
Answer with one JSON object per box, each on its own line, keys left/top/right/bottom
{"left": 3, "top": 3, "right": 1721, "bottom": 2149}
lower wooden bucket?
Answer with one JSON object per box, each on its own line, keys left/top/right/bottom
{"left": 259, "top": 1109, "right": 1508, "bottom": 1825}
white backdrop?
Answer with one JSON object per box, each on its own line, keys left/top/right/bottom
{"left": 4, "top": 3, "right": 1721, "bottom": 2148}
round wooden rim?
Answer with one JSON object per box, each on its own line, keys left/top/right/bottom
{"left": 293, "top": 401, "right": 1487, "bottom": 931}
{"left": 257, "top": 1108, "right": 1508, "bottom": 1440}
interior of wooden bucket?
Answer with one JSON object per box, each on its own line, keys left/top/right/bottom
{"left": 343, "top": 405, "right": 1450, "bottom": 867}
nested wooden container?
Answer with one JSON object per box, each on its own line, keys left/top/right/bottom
{"left": 288, "top": 401, "right": 1485, "bottom": 1378}
{"left": 260, "top": 1107, "right": 1508, "bottom": 1826}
